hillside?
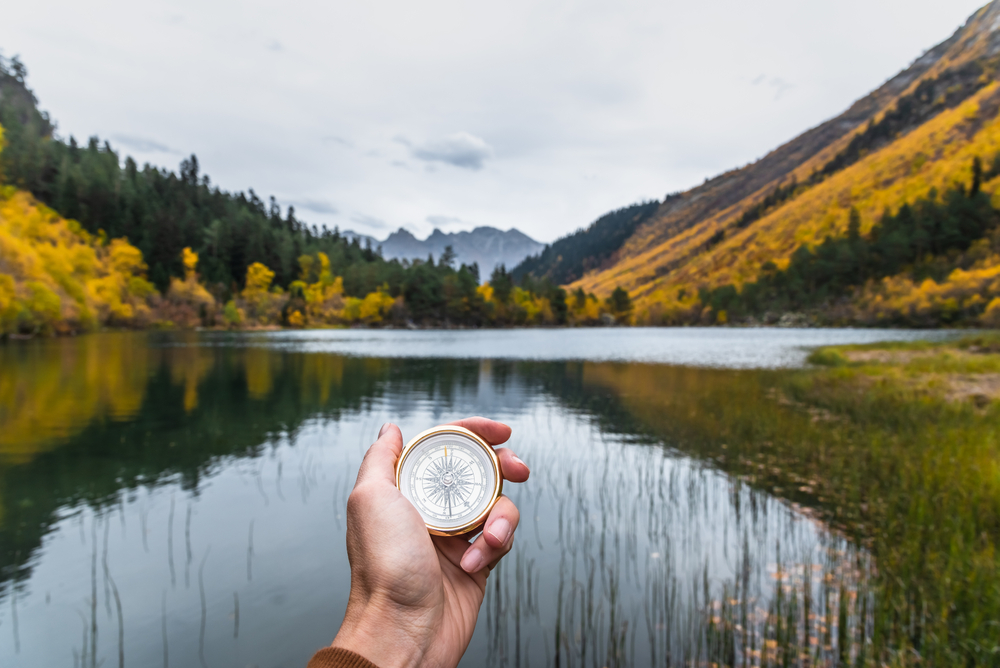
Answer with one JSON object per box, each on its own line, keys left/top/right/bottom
{"left": 559, "top": 0, "right": 1000, "bottom": 326}
{"left": 511, "top": 201, "right": 659, "bottom": 284}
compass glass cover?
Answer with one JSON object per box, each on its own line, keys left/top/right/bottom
{"left": 398, "top": 431, "right": 499, "bottom": 533}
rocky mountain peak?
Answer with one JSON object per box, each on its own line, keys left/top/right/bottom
{"left": 340, "top": 226, "right": 544, "bottom": 280}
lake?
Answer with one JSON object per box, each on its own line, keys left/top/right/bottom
{"left": 0, "top": 328, "right": 957, "bottom": 667}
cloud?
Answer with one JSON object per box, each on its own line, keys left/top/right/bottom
{"left": 295, "top": 198, "right": 338, "bottom": 214}
{"left": 750, "top": 74, "right": 795, "bottom": 100}
{"left": 267, "top": 40, "right": 284, "bottom": 52}
{"left": 769, "top": 77, "right": 795, "bottom": 100}
{"left": 350, "top": 213, "right": 388, "bottom": 230}
{"left": 426, "top": 214, "right": 470, "bottom": 228}
{"left": 404, "top": 132, "right": 494, "bottom": 171}
{"left": 112, "top": 134, "right": 175, "bottom": 153}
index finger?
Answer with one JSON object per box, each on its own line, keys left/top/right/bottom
{"left": 447, "top": 416, "right": 511, "bottom": 446}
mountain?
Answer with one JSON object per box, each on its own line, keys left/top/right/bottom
{"left": 343, "top": 226, "right": 544, "bottom": 278}
{"left": 536, "top": 1, "right": 1000, "bottom": 326}
{"left": 511, "top": 201, "right": 659, "bottom": 284}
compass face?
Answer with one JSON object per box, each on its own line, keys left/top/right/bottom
{"left": 397, "top": 427, "right": 501, "bottom": 534}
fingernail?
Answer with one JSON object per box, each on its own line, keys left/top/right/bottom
{"left": 461, "top": 547, "right": 484, "bottom": 573}
{"left": 512, "top": 455, "right": 529, "bottom": 471}
{"left": 378, "top": 423, "right": 393, "bottom": 438}
{"left": 488, "top": 518, "right": 511, "bottom": 545}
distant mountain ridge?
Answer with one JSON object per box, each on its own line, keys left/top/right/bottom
{"left": 344, "top": 226, "right": 544, "bottom": 278}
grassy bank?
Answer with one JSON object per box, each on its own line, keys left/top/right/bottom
{"left": 562, "top": 336, "right": 1000, "bottom": 665}
{"left": 793, "top": 336, "right": 1000, "bottom": 664}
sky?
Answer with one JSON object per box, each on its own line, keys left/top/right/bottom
{"left": 1, "top": 0, "right": 990, "bottom": 243}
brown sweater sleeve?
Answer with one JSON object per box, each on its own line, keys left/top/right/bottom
{"left": 307, "top": 647, "right": 381, "bottom": 668}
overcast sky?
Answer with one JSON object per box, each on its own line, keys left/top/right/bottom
{"left": 2, "top": 0, "right": 989, "bottom": 242}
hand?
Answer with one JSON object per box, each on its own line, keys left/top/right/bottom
{"left": 330, "top": 417, "right": 530, "bottom": 668}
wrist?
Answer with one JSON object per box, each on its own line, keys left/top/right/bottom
{"left": 332, "top": 594, "right": 429, "bottom": 668}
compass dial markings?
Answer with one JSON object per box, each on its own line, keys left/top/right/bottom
{"left": 398, "top": 431, "right": 499, "bottom": 532}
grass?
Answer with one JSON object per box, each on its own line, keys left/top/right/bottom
{"left": 781, "top": 337, "right": 1000, "bottom": 664}
{"left": 568, "top": 338, "right": 1000, "bottom": 666}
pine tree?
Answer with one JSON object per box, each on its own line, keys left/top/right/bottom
{"left": 970, "top": 156, "right": 983, "bottom": 198}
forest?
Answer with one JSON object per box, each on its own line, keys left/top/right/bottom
{"left": 6, "top": 47, "right": 1000, "bottom": 335}
{"left": 699, "top": 159, "right": 1000, "bottom": 326}
{"left": 511, "top": 200, "right": 660, "bottom": 284}
{"left": 0, "top": 54, "right": 636, "bottom": 335}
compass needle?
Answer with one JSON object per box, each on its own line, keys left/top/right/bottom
{"left": 396, "top": 426, "right": 503, "bottom": 535}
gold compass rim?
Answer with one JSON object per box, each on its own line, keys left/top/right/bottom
{"left": 395, "top": 425, "right": 504, "bottom": 537}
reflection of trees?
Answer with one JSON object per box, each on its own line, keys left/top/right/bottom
{"left": 1, "top": 345, "right": 774, "bottom": 594}
{"left": 0, "top": 335, "right": 404, "bottom": 592}
{"left": 0, "top": 333, "right": 154, "bottom": 463}
{"left": 0, "top": 348, "right": 793, "bottom": 599}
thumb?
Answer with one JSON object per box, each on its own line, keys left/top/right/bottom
{"left": 355, "top": 422, "right": 404, "bottom": 488}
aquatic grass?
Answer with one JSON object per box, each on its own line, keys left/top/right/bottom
{"left": 562, "top": 346, "right": 1000, "bottom": 665}
{"left": 781, "top": 350, "right": 1000, "bottom": 665}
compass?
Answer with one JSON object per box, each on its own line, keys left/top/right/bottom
{"left": 396, "top": 425, "right": 503, "bottom": 536}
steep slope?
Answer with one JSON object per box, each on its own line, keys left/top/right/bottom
{"left": 569, "top": 1, "right": 1000, "bottom": 322}
{"left": 511, "top": 201, "right": 659, "bottom": 284}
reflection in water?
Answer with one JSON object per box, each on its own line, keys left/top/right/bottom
{"left": 0, "top": 333, "right": 867, "bottom": 667}
{"left": 0, "top": 334, "right": 152, "bottom": 463}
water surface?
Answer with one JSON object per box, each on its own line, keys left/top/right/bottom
{"left": 0, "top": 329, "right": 927, "bottom": 667}
{"left": 217, "top": 327, "right": 958, "bottom": 368}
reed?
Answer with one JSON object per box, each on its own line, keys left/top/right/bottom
{"left": 526, "top": 337, "right": 1000, "bottom": 666}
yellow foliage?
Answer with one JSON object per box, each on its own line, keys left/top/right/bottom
{"left": 165, "top": 247, "right": 216, "bottom": 327}
{"left": 510, "top": 287, "right": 555, "bottom": 324}
{"left": 241, "top": 262, "right": 281, "bottom": 324}
{"left": 0, "top": 189, "right": 155, "bottom": 334}
{"left": 167, "top": 275, "right": 214, "bottom": 307}
{"left": 342, "top": 296, "right": 363, "bottom": 322}
{"left": 182, "top": 246, "right": 199, "bottom": 279}
{"left": 338, "top": 286, "right": 396, "bottom": 324}
{"left": 0, "top": 274, "right": 15, "bottom": 329}
{"left": 567, "top": 293, "right": 604, "bottom": 325}
{"left": 298, "top": 254, "right": 315, "bottom": 282}
{"left": 288, "top": 309, "right": 304, "bottom": 327}
{"left": 109, "top": 239, "right": 146, "bottom": 276}
{"left": 984, "top": 297, "right": 1000, "bottom": 327}
{"left": 358, "top": 288, "right": 396, "bottom": 323}
{"left": 245, "top": 262, "right": 275, "bottom": 293}
{"left": 317, "top": 252, "right": 333, "bottom": 283}
{"left": 25, "top": 281, "right": 61, "bottom": 324}
{"left": 570, "top": 82, "right": 1000, "bottom": 320}
{"left": 303, "top": 274, "right": 345, "bottom": 324}
{"left": 852, "top": 260, "right": 1000, "bottom": 325}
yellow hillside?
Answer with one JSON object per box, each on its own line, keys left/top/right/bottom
{"left": 573, "top": 82, "right": 1000, "bottom": 323}
{"left": 567, "top": 2, "right": 1000, "bottom": 323}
